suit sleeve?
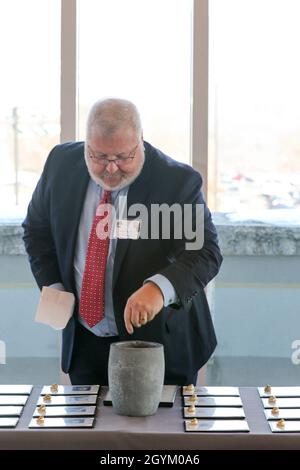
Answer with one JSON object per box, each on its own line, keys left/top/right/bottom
{"left": 158, "top": 171, "right": 223, "bottom": 311}
{"left": 22, "top": 146, "right": 62, "bottom": 290}
{"left": 144, "top": 274, "right": 179, "bottom": 306}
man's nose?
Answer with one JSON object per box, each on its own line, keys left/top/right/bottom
{"left": 106, "top": 160, "right": 119, "bottom": 174}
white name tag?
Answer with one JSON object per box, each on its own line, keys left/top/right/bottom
{"left": 115, "top": 219, "right": 141, "bottom": 239}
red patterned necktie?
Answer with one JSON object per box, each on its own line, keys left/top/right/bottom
{"left": 79, "top": 190, "right": 112, "bottom": 327}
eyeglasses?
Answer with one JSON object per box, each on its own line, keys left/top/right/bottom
{"left": 88, "top": 141, "right": 140, "bottom": 167}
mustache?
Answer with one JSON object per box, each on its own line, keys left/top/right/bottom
{"left": 101, "top": 170, "right": 123, "bottom": 179}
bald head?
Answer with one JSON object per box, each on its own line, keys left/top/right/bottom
{"left": 86, "top": 98, "right": 142, "bottom": 140}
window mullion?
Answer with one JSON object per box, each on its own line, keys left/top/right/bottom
{"left": 191, "top": 0, "right": 209, "bottom": 200}
{"left": 61, "top": 0, "right": 77, "bottom": 143}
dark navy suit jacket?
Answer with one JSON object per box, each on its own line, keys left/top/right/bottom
{"left": 22, "top": 141, "right": 222, "bottom": 384}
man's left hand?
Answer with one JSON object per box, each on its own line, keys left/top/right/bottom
{"left": 124, "top": 282, "right": 164, "bottom": 335}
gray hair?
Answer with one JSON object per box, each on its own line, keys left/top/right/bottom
{"left": 86, "top": 97, "right": 142, "bottom": 139}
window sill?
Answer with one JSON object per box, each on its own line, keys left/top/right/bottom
{"left": 1, "top": 214, "right": 300, "bottom": 256}
{"left": 212, "top": 212, "right": 300, "bottom": 256}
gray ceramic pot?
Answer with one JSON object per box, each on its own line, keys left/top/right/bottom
{"left": 108, "top": 341, "right": 165, "bottom": 416}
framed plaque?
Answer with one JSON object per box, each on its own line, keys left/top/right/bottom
{"left": 33, "top": 405, "right": 96, "bottom": 417}
{"left": 265, "top": 409, "right": 300, "bottom": 420}
{"left": 0, "top": 396, "right": 28, "bottom": 406}
{"left": 262, "top": 397, "right": 300, "bottom": 409}
{"left": 182, "top": 386, "right": 239, "bottom": 397}
{"left": 37, "top": 395, "right": 98, "bottom": 406}
{"left": 183, "top": 396, "right": 243, "bottom": 407}
{"left": 0, "top": 385, "right": 32, "bottom": 395}
{"left": 0, "top": 417, "right": 19, "bottom": 428}
{"left": 0, "top": 406, "right": 23, "bottom": 417}
{"left": 29, "top": 417, "right": 95, "bottom": 428}
{"left": 258, "top": 386, "right": 300, "bottom": 398}
{"left": 269, "top": 420, "right": 300, "bottom": 432}
{"left": 183, "top": 406, "right": 245, "bottom": 419}
{"left": 41, "top": 385, "right": 100, "bottom": 396}
{"left": 184, "top": 419, "right": 249, "bottom": 432}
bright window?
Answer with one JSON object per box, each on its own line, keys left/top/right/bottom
{"left": 0, "top": 0, "right": 60, "bottom": 219}
{"left": 78, "top": 0, "right": 192, "bottom": 165}
{"left": 209, "top": 0, "right": 300, "bottom": 218}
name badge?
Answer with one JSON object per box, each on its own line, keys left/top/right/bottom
{"left": 115, "top": 219, "right": 141, "bottom": 239}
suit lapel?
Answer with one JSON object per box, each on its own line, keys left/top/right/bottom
{"left": 112, "top": 150, "right": 152, "bottom": 289}
{"left": 65, "top": 155, "right": 90, "bottom": 293}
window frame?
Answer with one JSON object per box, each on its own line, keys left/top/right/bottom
{"left": 61, "top": 0, "right": 78, "bottom": 143}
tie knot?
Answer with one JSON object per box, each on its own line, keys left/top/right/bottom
{"left": 102, "top": 190, "right": 111, "bottom": 204}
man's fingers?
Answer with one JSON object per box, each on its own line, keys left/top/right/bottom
{"left": 124, "top": 303, "right": 145, "bottom": 333}
{"left": 124, "top": 283, "right": 163, "bottom": 333}
{"left": 130, "top": 305, "right": 142, "bottom": 328}
{"left": 147, "top": 312, "right": 155, "bottom": 321}
{"left": 139, "top": 312, "right": 148, "bottom": 325}
{"left": 124, "top": 304, "right": 134, "bottom": 335}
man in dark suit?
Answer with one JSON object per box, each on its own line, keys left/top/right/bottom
{"left": 22, "top": 98, "right": 222, "bottom": 386}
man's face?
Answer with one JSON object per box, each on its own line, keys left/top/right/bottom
{"left": 85, "top": 127, "right": 145, "bottom": 190}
